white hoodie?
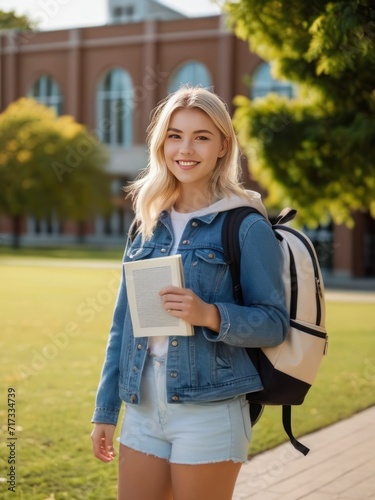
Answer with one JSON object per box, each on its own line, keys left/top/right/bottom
{"left": 190, "top": 190, "right": 268, "bottom": 219}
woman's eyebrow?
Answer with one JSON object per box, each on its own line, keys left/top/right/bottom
{"left": 167, "top": 127, "right": 214, "bottom": 135}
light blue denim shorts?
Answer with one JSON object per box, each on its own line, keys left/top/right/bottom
{"left": 119, "top": 355, "right": 251, "bottom": 464}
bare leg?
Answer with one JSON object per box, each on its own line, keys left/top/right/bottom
{"left": 117, "top": 444, "right": 173, "bottom": 500}
{"left": 171, "top": 460, "right": 242, "bottom": 500}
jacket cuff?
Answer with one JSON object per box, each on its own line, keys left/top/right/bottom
{"left": 202, "top": 302, "right": 230, "bottom": 341}
{"left": 91, "top": 406, "right": 121, "bottom": 426}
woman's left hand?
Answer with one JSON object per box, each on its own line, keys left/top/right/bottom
{"left": 159, "top": 286, "right": 220, "bottom": 332}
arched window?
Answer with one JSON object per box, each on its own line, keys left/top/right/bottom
{"left": 168, "top": 61, "right": 212, "bottom": 93}
{"left": 96, "top": 68, "right": 133, "bottom": 146}
{"left": 28, "top": 74, "right": 63, "bottom": 115}
{"left": 252, "top": 63, "right": 295, "bottom": 100}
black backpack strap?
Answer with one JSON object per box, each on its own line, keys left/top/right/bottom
{"left": 222, "top": 207, "right": 263, "bottom": 304}
{"left": 271, "top": 207, "right": 297, "bottom": 225}
{"left": 282, "top": 406, "right": 310, "bottom": 455}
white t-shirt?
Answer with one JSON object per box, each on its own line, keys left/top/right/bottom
{"left": 148, "top": 206, "right": 206, "bottom": 357}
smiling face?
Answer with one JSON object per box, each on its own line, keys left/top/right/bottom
{"left": 163, "top": 107, "right": 228, "bottom": 199}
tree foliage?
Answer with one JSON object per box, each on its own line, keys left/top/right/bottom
{"left": 225, "top": 0, "right": 375, "bottom": 226}
{"left": 0, "top": 98, "right": 111, "bottom": 246}
{"left": 0, "top": 10, "right": 37, "bottom": 31}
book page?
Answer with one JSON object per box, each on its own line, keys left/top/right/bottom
{"left": 124, "top": 254, "right": 194, "bottom": 337}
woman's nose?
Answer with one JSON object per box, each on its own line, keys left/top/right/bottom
{"left": 179, "top": 140, "right": 194, "bottom": 155}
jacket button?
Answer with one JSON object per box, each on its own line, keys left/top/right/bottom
{"left": 171, "top": 395, "right": 179, "bottom": 401}
{"left": 182, "top": 240, "right": 190, "bottom": 245}
{"left": 170, "top": 371, "right": 178, "bottom": 378}
{"left": 160, "top": 248, "right": 167, "bottom": 253}
{"left": 171, "top": 339, "right": 178, "bottom": 347}
{"left": 137, "top": 344, "right": 142, "bottom": 350}
{"left": 133, "top": 366, "right": 139, "bottom": 373}
{"left": 208, "top": 253, "right": 215, "bottom": 259}
{"left": 130, "top": 394, "right": 137, "bottom": 403}
{"left": 192, "top": 221, "right": 198, "bottom": 227}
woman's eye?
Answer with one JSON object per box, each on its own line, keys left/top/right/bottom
{"left": 168, "top": 134, "right": 180, "bottom": 139}
{"left": 196, "top": 136, "right": 208, "bottom": 141}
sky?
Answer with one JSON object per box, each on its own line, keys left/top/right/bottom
{"left": 0, "top": 0, "right": 222, "bottom": 31}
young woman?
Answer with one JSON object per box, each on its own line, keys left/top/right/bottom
{"left": 91, "top": 86, "right": 289, "bottom": 500}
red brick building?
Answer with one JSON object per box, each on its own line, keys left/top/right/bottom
{"left": 0, "top": 10, "right": 373, "bottom": 278}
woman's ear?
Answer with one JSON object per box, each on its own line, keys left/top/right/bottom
{"left": 218, "top": 137, "right": 229, "bottom": 158}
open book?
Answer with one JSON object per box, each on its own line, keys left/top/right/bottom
{"left": 124, "top": 254, "right": 194, "bottom": 338}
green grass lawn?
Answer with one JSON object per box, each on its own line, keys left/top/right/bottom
{"left": 0, "top": 260, "right": 374, "bottom": 499}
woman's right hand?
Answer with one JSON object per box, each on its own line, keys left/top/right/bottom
{"left": 91, "top": 423, "right": 116, "bottom": 462}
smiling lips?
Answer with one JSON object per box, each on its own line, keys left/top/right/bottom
{"left": 176, "top": 160, "right": 200, "bottom": 170}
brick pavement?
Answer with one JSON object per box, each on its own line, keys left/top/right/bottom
{"left": 233, "top": 405, "right": 375, "bottom": 499}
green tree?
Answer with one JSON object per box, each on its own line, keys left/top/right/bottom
{"left": 0, "top": 98, "right": 111, "bottom": 247}
{"left": 225, "top": 0, "right": 375, "bottom": 226}
{"left": 0, "top": 10, "right": 36, "bottom": 31}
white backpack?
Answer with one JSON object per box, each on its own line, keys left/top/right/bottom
{"left": 222, "top": 207, "right": 328, "bottom": 455}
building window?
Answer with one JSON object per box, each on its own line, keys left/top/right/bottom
{"left": 168, "top": 61, "right": 212, "bottom": 93}
{"left": 124, "top": 6, "right": 134, "bottom": 16}
{"left": 113, "top": 5, "right": 134, "bottom": 21}
{"left": 96, "top": 68, "right": 134, "bottom": 146}
{"left": 28, "top": 214, "right": 62, "bottom": 236}
{"left": 28, "top": 74, "right": 63, "bottom": 115}
{"left": 103, "top": 208, "right": 126, "bottom": 236}
{"left": 252, "top": 63, "right": 295, "bottom": 100}
{"left": 113, "top": 7, "right": 122, "bottom": 17}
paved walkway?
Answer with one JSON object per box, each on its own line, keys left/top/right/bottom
{"left": 233, "top": 405, "right": 375, "bottom": 499}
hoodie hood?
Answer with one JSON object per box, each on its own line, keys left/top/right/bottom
{"left": 193, "top": 190, "right": 268, "bottom": 219}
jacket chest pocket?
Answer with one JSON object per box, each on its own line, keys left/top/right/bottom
{"left": 190, "top": 249, "right": 227, "bottom": 301}
{"left": 126, "top": 245, "right": 154, "bottom": 261}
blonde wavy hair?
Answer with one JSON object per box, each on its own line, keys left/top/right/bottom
{"left": 126, "top": 86, "right": 247, "bottom": 241}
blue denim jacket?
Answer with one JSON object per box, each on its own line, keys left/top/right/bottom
{"left": 92, "top": 206, "right": 289, "bottom": 425}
